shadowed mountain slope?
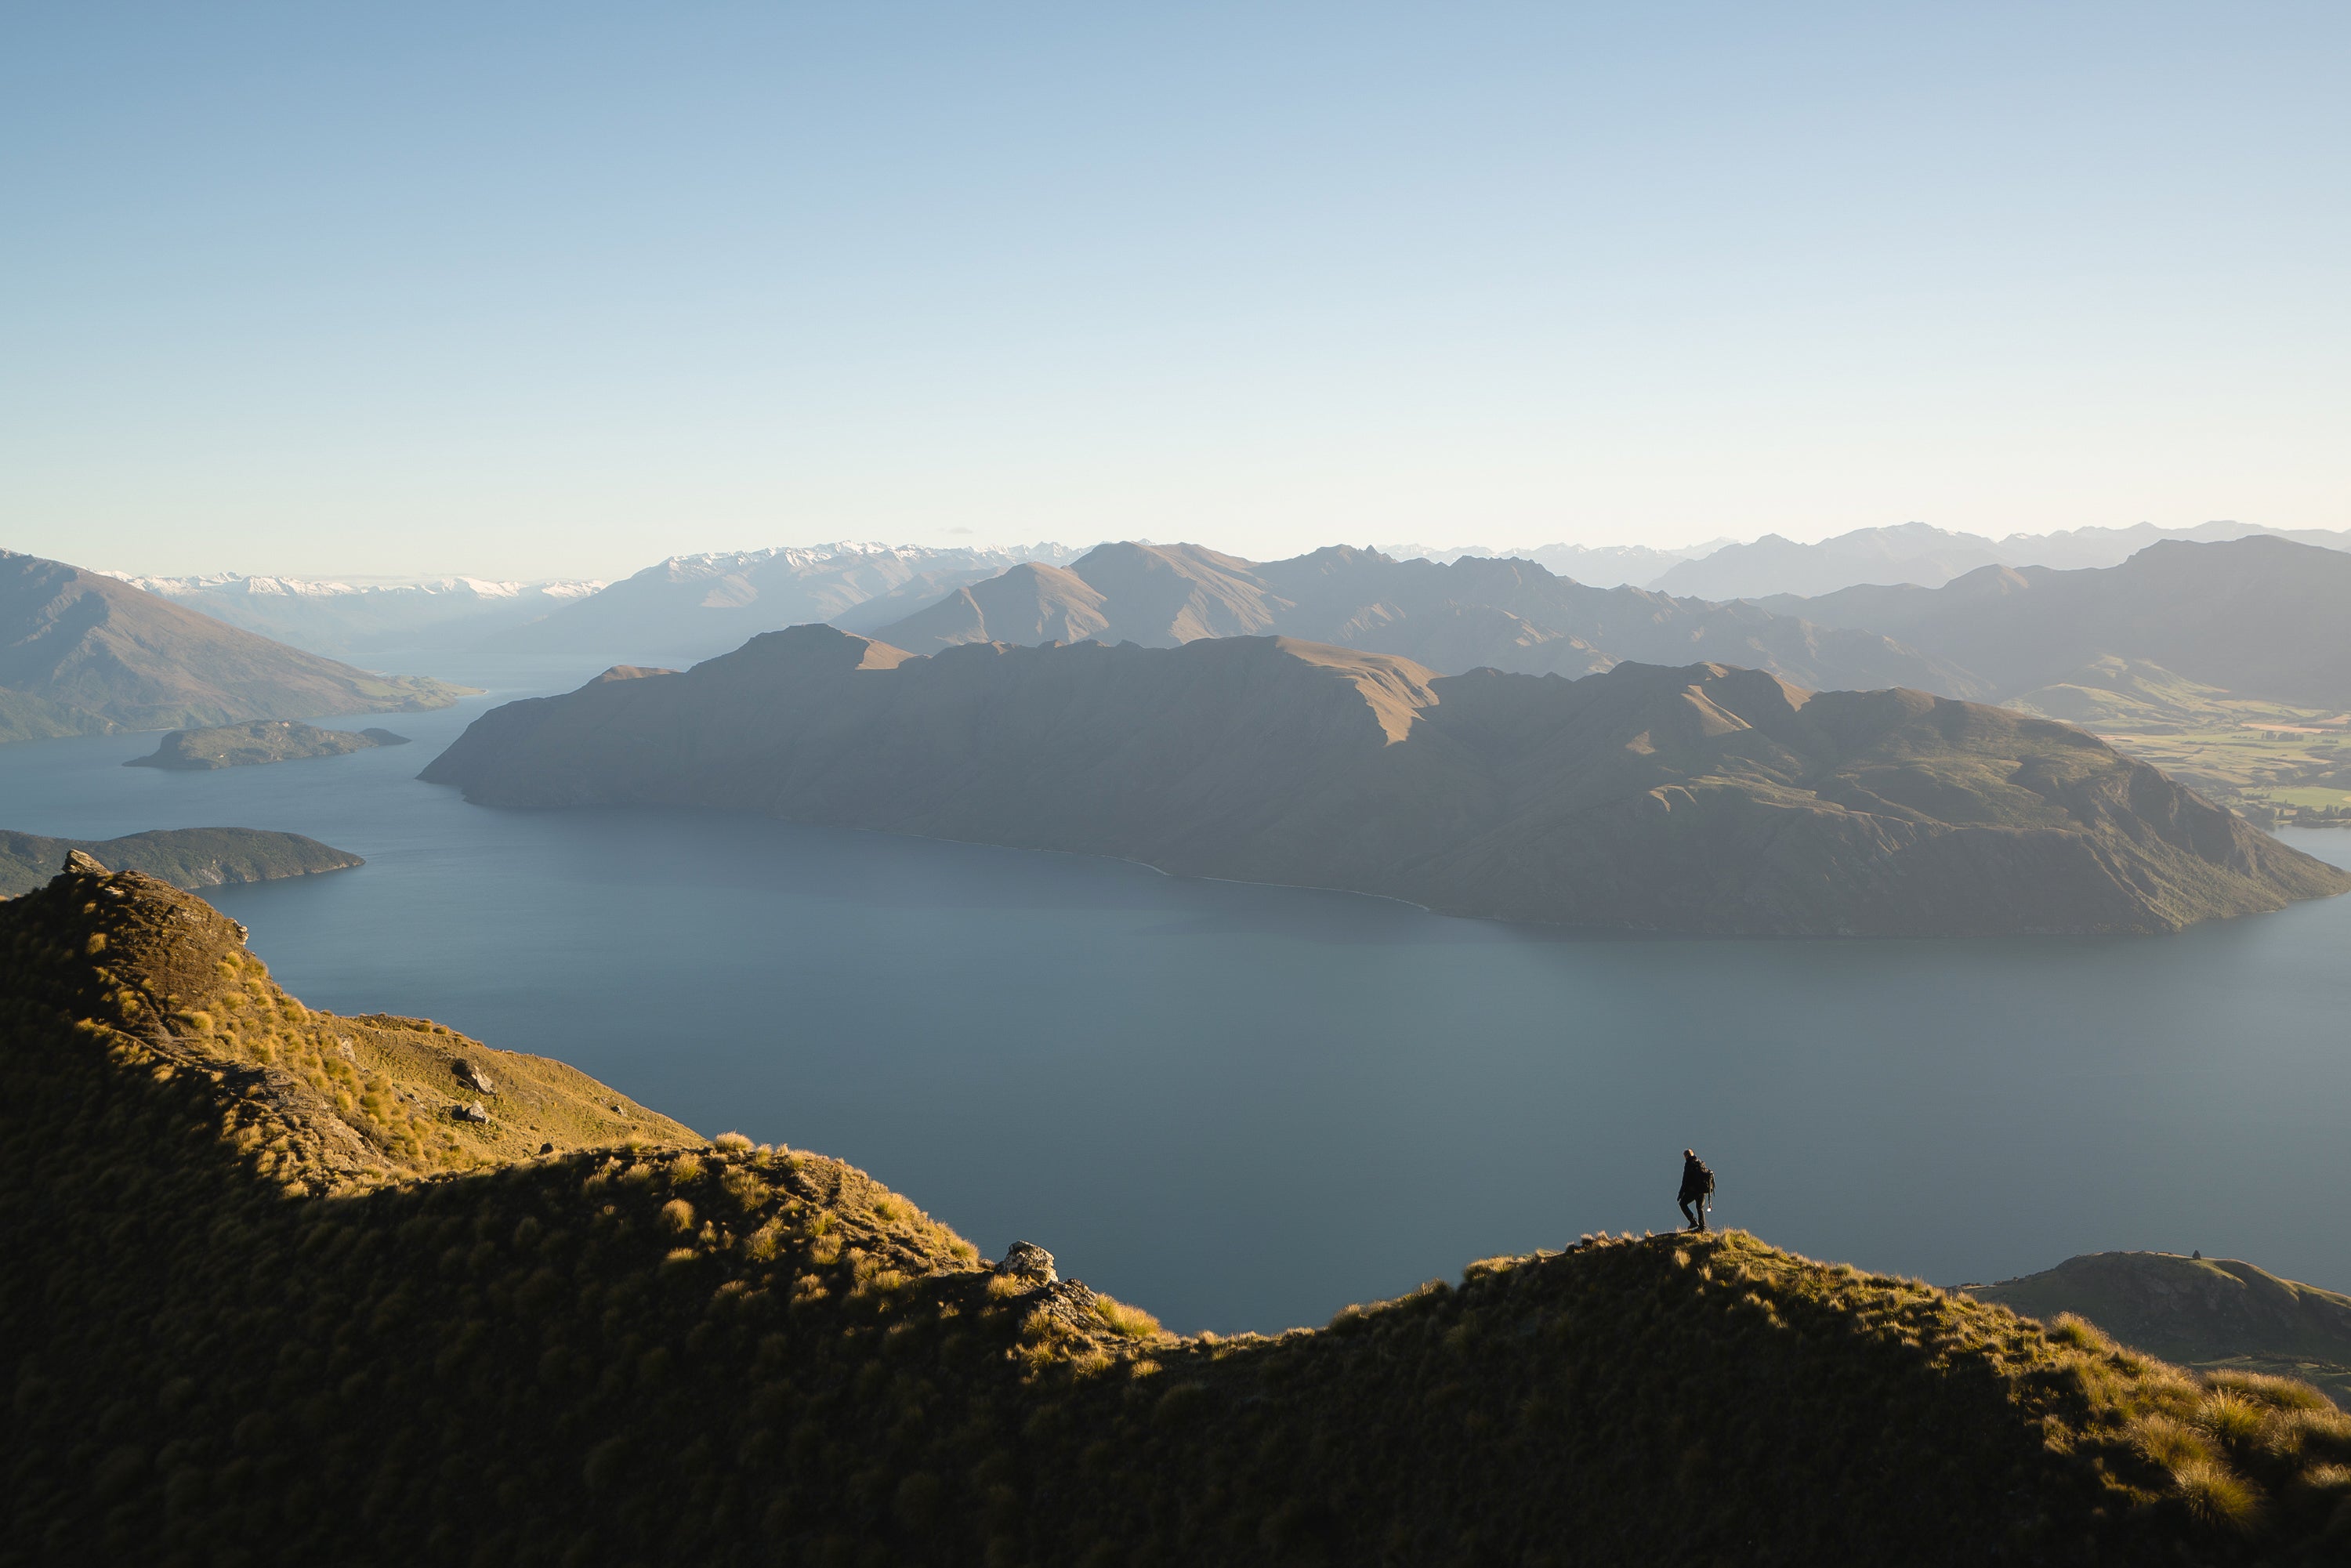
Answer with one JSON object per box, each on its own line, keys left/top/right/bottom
{"left": 0, "top": 550, "right": 472, "bottom": 742}
{"left": 7, "top": 864, "right": 2349, "bottom": 1563}
{"left": 0, "top": 828, "right": 363, "bottom": 896}
{"left": 873, "top": 541, "right": 1988, "bottom": 697}
{"left": 1976, "top": 1254, "right": 2351, "bottom": 1410}
{"left": 1764, "top": 537, "right": 2351, "bottom": 708}
{"left": 422, "top": 628, "right": 2347, "bottom": 936}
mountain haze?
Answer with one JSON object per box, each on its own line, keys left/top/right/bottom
{"left": 9, "top": 860, "right": 2348, "bottom": 1562}
{"left": 422, "top": 628, "right": 2346, "bottom": 936}
{"left": 0, "top": 550, "right": 472, "bottom": 742}
{"left": 484, "top": 542, "right": 1081, "bottom": 664}
{"left": 1645, "top": 520, "right": 2351, "bottom": 599}
{"left": 1766, "top": 538, "right": 2351, "bottom": 708}
{"left": 874, "top": 541, "right": 1985, "bottom": 697}
{"left": 118, "top": 572, "right": 600, "bottom": 661}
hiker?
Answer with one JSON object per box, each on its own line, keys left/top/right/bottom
{"left": 1678, "top": 1149, "right": 1714, "bottom": 1232}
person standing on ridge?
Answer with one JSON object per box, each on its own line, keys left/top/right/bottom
{"left": 1678, "top": 1149, "right": 1714, "bottom": 1232}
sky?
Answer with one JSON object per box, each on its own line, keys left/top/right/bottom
{"left": 3, "top": 2, "right": 2346, "bottom": 581}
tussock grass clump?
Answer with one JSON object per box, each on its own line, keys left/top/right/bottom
{"left": 1091, "top": 1295, "right": 1162, "bottom": 1339}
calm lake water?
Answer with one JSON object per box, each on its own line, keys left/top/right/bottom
{"left": 9, "top": 661, "right": 2349, "bottom": 1332}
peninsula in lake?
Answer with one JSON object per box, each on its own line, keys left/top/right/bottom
{"left": 125, "top": 719, "right": 411, "bottom": 770}
{"left": 422, "top": 627, "right": 2348, "bottom": 936}
{"left": 0, "top": 827, "right": 362, "bottom": 896}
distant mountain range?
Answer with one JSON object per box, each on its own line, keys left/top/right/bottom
{"left": 107, "top": 523, "right": 2350, "bottom": 676}
{"left": 1762, "top": 536, "right": 2351, "bottom": 710}
{"left": 868, "top": 542, "right": 1984, "bottom": 697}
{"left": 1386, "top": 520, "right": 2351, "bottom": 599}
{"left": 0, "top": 550, "right": 473, "bottom": 743}
{"left": 117, "top": 572, "right": 602, "bottom": 662}
{"left": 421, "top": 626, "right": 2346, "bottom": 936}
{"left": 1374, "top": 539, "right": 1729, "bottom": 585}
{"left": 479, "top": 541, "right": 1082, "bottom": 664}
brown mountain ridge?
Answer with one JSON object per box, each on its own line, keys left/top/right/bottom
{"left": 873, "top": 541, "right": 1988, "bottom": 697}
{"left": 421, "top": 626, "right": 2348, "bottom": 936}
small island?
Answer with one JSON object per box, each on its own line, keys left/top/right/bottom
{"left": 125, "top": 719, "right": 412, "bottom": 770}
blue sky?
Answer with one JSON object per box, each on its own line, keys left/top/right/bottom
{"left": 4, "top": 2, "right": 2346, "bottom": 578}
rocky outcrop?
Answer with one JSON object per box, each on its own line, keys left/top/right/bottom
{"left": 997, "top": 1241, "right": 1058, "bottom": 1284}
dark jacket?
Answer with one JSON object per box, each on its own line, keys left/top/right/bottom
{"left": 1679, "top": 1155, "right": 1714, "bottom": 1204}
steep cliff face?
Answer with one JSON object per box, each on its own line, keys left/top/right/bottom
{"left": 422, "top": 628, "right": 2349, "bottom": 936}
{"left": 7, "top": 865, "right": 2348, "bottom": 1563}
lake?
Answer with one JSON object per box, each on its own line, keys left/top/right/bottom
{"left": 9, "top": 663, "right": 2349, "bottom": 1333}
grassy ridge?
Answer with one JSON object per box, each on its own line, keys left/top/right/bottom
{"left": 1978, "top": 1253, "right": 2351, "bottom": 1410}
{"left": 5, "top": 867, "right": 2350, "bottom": 1563}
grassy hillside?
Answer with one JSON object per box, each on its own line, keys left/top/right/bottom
{"left": 1996, "top": 659, "right": 2351, "bottom": 826}
{"left": 1976, "top": 1254, "right": 2351, "bottom": 1410}
{"left": 5, "top": 864, "right": 2351, "bottom": 1563}
{"left": 125, "top": 719, "right": 411, "bottom": 770}
{"left": 422, "top": 628, "right": 2350, "bottom": 936}
{"left": 0, "top": 827, "right": 364, "bottom": 896}
{"left": 0, "top": 549, "right": 473, "bottom": 741}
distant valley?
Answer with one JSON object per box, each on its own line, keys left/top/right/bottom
{"left": 421, "top": 627, "right": 2349, "bottom": 936}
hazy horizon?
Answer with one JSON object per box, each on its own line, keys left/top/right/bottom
{"left": 8, "top": 2, "right": 2347, "bottom": 579}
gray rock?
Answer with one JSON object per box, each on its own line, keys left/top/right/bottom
{"left": 996, "top": 1240, "right": 1057, "bottom": 1284}
{"left": 454, "top": 1059, "right": 496, "bottom": 1095}
{"left": 454, "top": 1101, "right": 490, "bottom": 1124}
{"left": 63, "top": 849, "right": 108, "bottom": 874}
